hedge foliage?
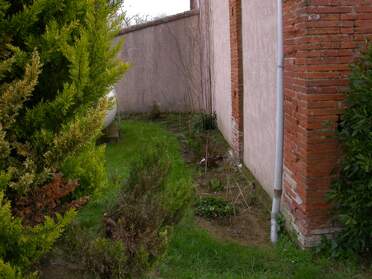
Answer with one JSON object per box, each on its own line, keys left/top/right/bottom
{"left": 329, "top": 44, "right": 372, "bottom": 256}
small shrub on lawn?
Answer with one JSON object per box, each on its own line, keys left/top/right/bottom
{"left": 85, "top": 238, "right": 127, "bottom": 279}
{"left": 191, "top": 113, "right": 217, "bottom": 132}
{"left": 329, "top": 44, "right": 372, "bottom": 257}
{"left": 64, "top": 225, "right": 128, "bottom": 279}
{"left": 196, "top": 196, "right": 235, "bottom": 219}
{"left": 107, "top": 144, "right": 192, "bottom": 277}
{"left": 186, "top": 113, "right": 217, "bottom": 157}
{"left": 63, "top": 143, "right": 193, "bottom": 278}
{"left": 185, "top": 113, "right": 228, "bottom": 162}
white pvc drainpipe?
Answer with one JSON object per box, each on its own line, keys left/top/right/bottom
{"left": 271, "top": 0, "right": 284, "bottom": 244}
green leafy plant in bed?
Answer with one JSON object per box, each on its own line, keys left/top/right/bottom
{"left": 196, "top": 196, "right": 235, "bottom": 219}
{"left": 209, "top": 178, "right": 225, "bottom": 192}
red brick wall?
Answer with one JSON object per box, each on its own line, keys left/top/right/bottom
{"left": 282, "top": 0, "right": 372, "bottom": 247}
{"left": 229, "top": 0, "right": 244, "bottom": 158}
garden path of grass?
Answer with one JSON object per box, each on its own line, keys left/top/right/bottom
{"left": 98, "top": 120, "right": 368, "bottom": 279}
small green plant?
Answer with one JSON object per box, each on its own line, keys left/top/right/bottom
{"left": 196, "top": 196, "right": 235, "bottom": 219}
{"left": 277, "top": 213, "right": 287, "bottom": 235}
{"left": 149, "top": 101, "right": 162, "bottom": 120}
{"left": 209, "top": 178, "right": 224, "bottom": 192}
{"left": 186, "top": 113, "right": 221, "bottom": 160}
{"left": 191, "top": 113, "right": 217, "bottom": 132}
{"left": 329, "top": 44, "right": 372, "bottom": 256}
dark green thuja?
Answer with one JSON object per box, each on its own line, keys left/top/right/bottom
{"left": 329, "top": 44, "right": 372, "bottom": 256}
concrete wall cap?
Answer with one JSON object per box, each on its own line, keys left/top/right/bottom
{"left": 118, "top": 9, "right": 200, "bottom": 36}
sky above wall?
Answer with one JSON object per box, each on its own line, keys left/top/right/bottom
{"left": 124, "top": 0, "right": 190, "bottom": 18}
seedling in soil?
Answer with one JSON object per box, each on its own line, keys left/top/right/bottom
{"left": 209, "top": 178, "right": 225, "bottom": 192}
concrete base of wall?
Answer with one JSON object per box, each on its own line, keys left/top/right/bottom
{"left": 281, "top": 203, "right": 343, "bottom": 248}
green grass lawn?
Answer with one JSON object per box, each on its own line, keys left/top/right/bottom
{"left": 76, "top": 120, "right": 193, "bottom": 232}
{"left": 86, "top": 119, "right": 368, "bottom": 279}
{"left": 148, "top": 218, "right": 366, "bottom": 279}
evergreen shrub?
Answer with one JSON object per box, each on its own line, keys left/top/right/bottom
{"left": 329, "top": 44, "right": 372, "bottom": 256}
{"left": 0, "top": 0, "right": 127, "bottom": 275}
{"left": 64, "top": 144, "right": 193, "bottom": 278}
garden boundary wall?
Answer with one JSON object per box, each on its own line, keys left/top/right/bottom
{"left": 200, "top": 0, "right": 372, "bottom": 247}
{"left": 281, "top": 0, "right": 372, "bottom": 247}
{"left": 117, "top": 0, "right": 372, "bottom": 248}
{"left": 115, "top": 10, "right": 205, "bottom": 113}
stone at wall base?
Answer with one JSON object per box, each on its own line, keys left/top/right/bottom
{"left": 281, "top": 203, "right": 342, "bottom": 249}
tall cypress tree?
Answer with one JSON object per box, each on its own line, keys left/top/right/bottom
{"left": 0, "top": 0, "right": 127, "bottom": 193}
{"left": 0, "top": 0, "right": 127, "bottom": 275}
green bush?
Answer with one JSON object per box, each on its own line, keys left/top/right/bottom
{"left": 85, "top": 238, "right": 128, "bottom": 279}
{"left": 0, "top": 0, "right": 127, "bottom": 195}
{"left": 329, "top": 44, "right": 372, "bottom": 256}
{"left": 64, "top": 226, "right": 128, "bottom": 279}
{"left": 124, "top": 144, "right": 193, "bottom": 221}
{"left": 196, "top": 196, "right": 235, "bottom": 219}
{"left": 0, "top": 0, "right": 126, "bottom": 275}
{"left": 191, "top": 113, "right": 217, "bottom": 132}
{"left": 61, "top": 143, "right": 108, "bottom": 199}
{"left": 63, "top": 144, "right": 193, "bottom": 278}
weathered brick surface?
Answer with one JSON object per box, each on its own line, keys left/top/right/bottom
{"left": 229, "top": 0, "right": 244, "bottom": 159}
{"left": 282, "top": 0, "right": 372, "bottom": 247}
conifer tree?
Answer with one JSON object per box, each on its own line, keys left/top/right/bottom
{"left": 1, "top": 0, "right": 127, "bottom": 195}
{"left": 0, "top": 0, "right": 127, "bottom": 275}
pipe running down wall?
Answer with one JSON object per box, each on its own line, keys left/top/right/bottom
{"left": 271, "top": 0, "right": 284, "bottom": 244}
